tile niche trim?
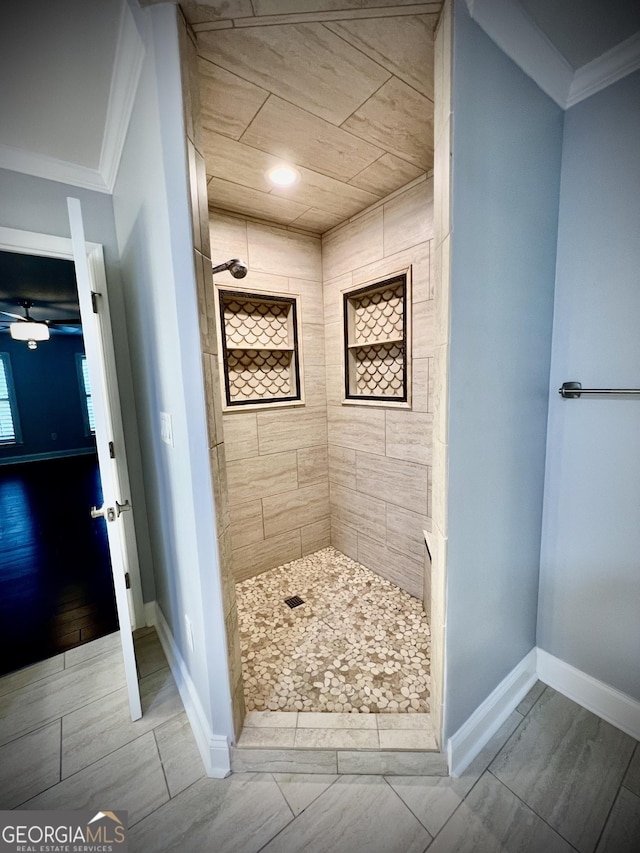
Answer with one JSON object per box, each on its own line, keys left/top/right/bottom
{"left": 215, "top": 284, "right": 305, "bottom": 412}
{"left": 342, "top": 268, "right": 412, "bottom": 407}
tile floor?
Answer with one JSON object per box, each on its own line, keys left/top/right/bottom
{"left": 2, "top": 630, "right": 639, "bottom": 852}
{"left": 236, "top": 547, "right": 430, "bottom": 713}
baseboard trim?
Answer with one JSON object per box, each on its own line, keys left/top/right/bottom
{"left": 150, "top": 602, "right": 231, "bottom": 779}
{"left": 537, "top": 648, "right": 640, "bottom": 741}
{"left": 447, "top": 648, "right": 538, "bottom": 777}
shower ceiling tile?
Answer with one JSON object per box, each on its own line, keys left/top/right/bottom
{"left": 325, "top": 16, "right": 436, "bottom": 99}
{"left": 203, "top": 132, "right": 280, "bottom": 193}
{"left": 289, "top": 209, "right": 344, "bottom": 234}
{"left": 207, "top": 177, "right": 309, "bottom": 226}
{"left": 197, "top": 23, "right": 391, "bottom": 125}
{"left": 348, "top": 153, "right": 424, "bottom": 198}
{"left": 271, "top": 169, "right": 381, "bottom": 220}
{"left": 241, "top": 97, "right": 384, "bottom": 183}
{"left": 252, "top": 0, "right": 361, "bottom": 13}
{"left": 199, "top": 59, "right": 269, "bottom": 141}
{"left": 343, "top": 77, "right": 434, "bottom": 170}
{"left": 182, "top": 0, "right": 254, "bottom": 26}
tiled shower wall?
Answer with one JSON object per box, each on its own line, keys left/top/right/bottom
{"left": 322, "top": 177, "right": 435, "bottom": 599}
{"left": 209, "top": 211, "right": 330, "bottom": 581}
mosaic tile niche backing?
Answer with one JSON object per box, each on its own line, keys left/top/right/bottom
{"left": 344, "top": 276, "right": 408, "bottom": 402}
{"left": 235, "top": 548, "right": 431, "bottom": 713}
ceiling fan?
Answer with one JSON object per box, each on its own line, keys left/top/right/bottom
{"left": 0, "top": 299, "right": 82, "bottom": 349}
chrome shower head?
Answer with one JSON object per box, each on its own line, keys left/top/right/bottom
{"left": 212, "top": 258, "right": 248, "bottom": 279}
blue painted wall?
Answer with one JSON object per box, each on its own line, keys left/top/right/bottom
{"left": 539, "top": 70, "right": 640, "bottom": 700}
{"left": 445, "top": 0, "right": 564, "bottom": 737}
{"left": 0, "top": 333, "right": 93, "bottom": 462}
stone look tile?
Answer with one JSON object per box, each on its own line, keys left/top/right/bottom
{"left": 322, "top": 208, "right": 384, "bottom": 281}
{"left": 356, "top": 451, "right": 429, "bottom": 515}
{"left": 199, "top": 58, "right": 268, "bottom": 141}
{"left": 257, "top": 407, "right": 327, "bottom": 455}
{"left": 302, "top": 323, "right": 326, "bottom": 367}
{"left": 349, "top": 152, "right": 425, "bottom": 197}
{"left": 330, "top": 484, "right": 386, "bottom": 543}
{"left": 294, "top": 728, "right": 379, "bottom": 749}
{"left": 222, "top": 412, "right": 258, "bottom": 461}
{"left": 232, "top": 748, "right": 337, "bottom": 775}
{"left": 260, "top": 775, "right": 431, "bottom": 853}
{"left": 357, "top": 536, "right": 423, "bottom": 599}
{"left": 238, "top": 727, "right": 296, "bottom": 748}
{"left": 328, "top": 444, "right": 356, "bottom": 489}
{"left": 623, "top": 745, "right": 640, "bottom": 797}
{"left": 245, "top": 711, "right": 298, "bottom": 728}
{"left": 386, "top": 503, "right": 430, "bottom": 562}
{"left": 247, "top": 221, "right": 322, "bottom": 282}
{"left": 385, "top": 410, "right": 433, "bottom": 466}
{"left": 330, "top": 519, "right": 358, "bottom": 560}
{"left": 227, "top": 451, "right": 298, "bottom": 506}
{"left": 230, "top": 499, "right": 264, "bottom": 550}
{"left": 209, "top": 211, "right": 248, "bottom": 273}
{"left": 135, "top": 631, "right": 167, "bottom": 679}
{"left": 0, "top": 721, "right": 61, "bottom": 809}
{"left": 378, "top": 729, "right": 436, "bottom": 750}
{"left": 208, "top": 177, "right": 308, "bottom": 226}
{"left": 233, "top": 530, "right": 302, "bottom": 582}
{"left": 517, "top": 680, "right": 546, "bottom": 716}
{"left": 61, "top": 665, "right": 182, "bottom": 778}
{"left": 0, "top": 649, "right": 125, "bottom": 747}
{"left": 387, "top": 712, "right": 523, "bottom": 837}
{"left": 428, "top": 772, "right": 575, "bottom": 853}
{"left": 0, "top": 655, "right": 64, "bottom": 698}
{"left": 64, "top": 631, "right": 120, "bottom": 667}
{"left": 236, "top": 548, "right": 430, "bottom": 715}
{"left": 297, "top": 446, "right": 328, "bottom": 487}
{"left": 383, "top": 178, "right": 434, "bottom": 255}
{"left": 290, "top": 278, "right": 324, "bottom": 325}
{"left": 301, "top": 518, "right": 331, "bottom": 555}
{"left": 25, "top": 733, "right": 169, "bottom": 826}
{"left": 262, "top": 483, "right": 329, "bottom": 537}
{"left": 273, "top": 773, "right": 338, "bottom": 817}
{"left": 490, "top": 688, "right": 636, "bottom": 853}
{"left": 595, "top": 786, "right": 640, "bottom": 853}
{"left": 154, "top": 711, "right": 205, "bottom": 798}
{"left": 377, "top": 714, "right": 433, "bottom": 731}
{"left": 129, "top": 773, "right": 293, "bottom": 852}
{"left": 337, "top": 751, "right": 447, "bottom": 776}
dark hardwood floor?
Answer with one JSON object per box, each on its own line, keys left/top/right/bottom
{"left": 0, "top": 454, "right": 118, "bottom": 676}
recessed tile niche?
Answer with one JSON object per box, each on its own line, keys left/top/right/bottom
{"left": 343, "top": 273, "right": 411, "bottom": 405}
{"left": 215, "top": 286, "right": 303, "bottom": 411}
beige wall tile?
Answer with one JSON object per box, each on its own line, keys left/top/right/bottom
{"left": 386, "top": 504, "right": 429, "bottom": 562}
{"left": 385, "top": 410, "right": 433, "bottom": 466}
{"left": 330, "top": 484, "right": 385, "bottom": 543}
{"left": 323, "top": 274, "right": 351, "bottom": 327}
{"left": 263, "top": 483, "right": 329, "bottom": 537}
{"left": 357, "top": 535, "right": 423, "bottom": 599}
{"left": 229, "top": 499, "right": 264, "bottom": 551}
{"left": 303, "top": 363, "right": 328, "bottom": 408}
{"left": 327, "top": 405, "right": 385, "bottom": 455}
{"left": 301, "top": 517, "right": 331, "bottom": 555}
{"left": 289, "top": 208, "right": 344, "bottom": 234}
{"left": 322, "top": 208, "right": 384, "bottom": 281}
{"left": 257, "top": 406, "right": 327, "bottom": 455}
{"left": 412, "top": 358, "right": 429, "bottom": 413}
{"left": 227, "top": 451, "right": 298, "bottom": 506}
{"left": 247, "top": 221, "right": 322, "bottom": 281}
{"left": 356, "top": 451, "right": 428, "bottom": 516}
{"left": 222, "top": 413, "right": 258, "bottom": 461}
{"left": 431, "top": 436, "right": 448, "bottom": 534}
{"left": 233, "top": 530, "right": 302, "bottom": 581}
{"left": 412, "top": 300, "right": 435, "bottom": 359}
{"left": 328, "top": 444, "right": 356, "bottom": 489}
{"left": 272, "top": 168, "right": 381, "bottom": 221}
{"left": 351, "top": 240, "right": 430, "bottom": 304}
{"left": 217, "top": 526, "right": 236, "bottom": 619}
{"left": 343, "top": 77, "right": 433, "bottom": 170}
{"left": 298, "top": 446, "right": 329, "bottom": 487}
{"left": 383, "top": 179, "right": 434, "bottom": 256}
{"left": 242, "top": 96, "right": 382, "bottom": 183}
{"left": 323, "top": 322, "right": 343, "bottom": 367}
{"left": 210, "top": 444, "right": 231, "bottom": 535}
{"left": 209, "top": 210, "right": 248, "bottom": 264}
{"left": 199, "top": 59, "right": 268, "bottom": 142}
{"left": 325, "top": 362, "right": 345, "bottom": 406}
{"left": 302, "top": 324, "right": 326, "bottom": 366}
{"left": 330, "top": 518, "right": 358, "bottom": 561}
{"left": 289, "top": 278, "right": 324, "bottom": 325}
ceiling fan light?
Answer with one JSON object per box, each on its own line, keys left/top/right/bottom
{"left": 10, "top": 321, "right": 50, "bottom": 342}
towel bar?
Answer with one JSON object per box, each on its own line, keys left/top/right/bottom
{"left": 559, "top": 381, "right": 640, "bottom": 399}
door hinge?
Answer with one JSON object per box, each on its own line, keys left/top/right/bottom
{"left": 91, "top": 291, "right": 99, "bottom": 313}
{"left": 125, "top": 572, "right": 131, "bottom": 590}
{"left": 109, "top": 441, "right": 115, "bottom": 458}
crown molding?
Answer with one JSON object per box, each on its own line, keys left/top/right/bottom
{"left": 567, "top": 30, "right": 640, "bottom": 108}
{"left": 0, "top": 143, "right": 109, "bottom": 193}
{"left": 99, "top": 0, "right": 145, "bottom": 192}
{"left": 466, "top": 0, "right": 640, "bottom": 110}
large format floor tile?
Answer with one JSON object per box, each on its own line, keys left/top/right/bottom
{"left": 129, "top": 773, "right": 293, "bottom": 852}
{"left": 0, "top": 720, "right": 61, "bottom": 808}
{"left": 236, "top": 547, "right": 430, "bottom": 714}
{"left": 595, "top": 786, "right": 640, "bottom": 853}
{"left": 260, "top": 775, "right": 431, "bottom": 853}
{"left": 428, "top": 771, "right": 575, "bottom": 853}
{"left": 490, "top": 687, "right": 636, "bottom": 853}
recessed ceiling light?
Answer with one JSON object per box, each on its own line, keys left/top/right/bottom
{"left": 266, "top": 164, "right": 300, "bottom": 188}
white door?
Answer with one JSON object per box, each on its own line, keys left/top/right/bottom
{"left": 68, "top": 198, "right": 142, "bottom": 721}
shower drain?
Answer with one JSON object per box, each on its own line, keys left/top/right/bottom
{"left": 284, "top": 595, "right": 305, "bottom": 609}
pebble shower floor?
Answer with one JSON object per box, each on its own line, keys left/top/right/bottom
{"left": 236, "top": 547, "right": 431, "bottom": 714}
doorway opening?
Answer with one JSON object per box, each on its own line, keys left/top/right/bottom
{"left": 0, "top": 250, "right": 117, "bottom": 676}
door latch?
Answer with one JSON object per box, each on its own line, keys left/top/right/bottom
{"left": 116, "top": 499, "right": 131, "bottom": 517}
{"left": 90, "top": 504, "right": 116, "bottom": 522}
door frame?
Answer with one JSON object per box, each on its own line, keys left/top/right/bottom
{"left": 0, "top": 224, "right": 145, "bottom": 628}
